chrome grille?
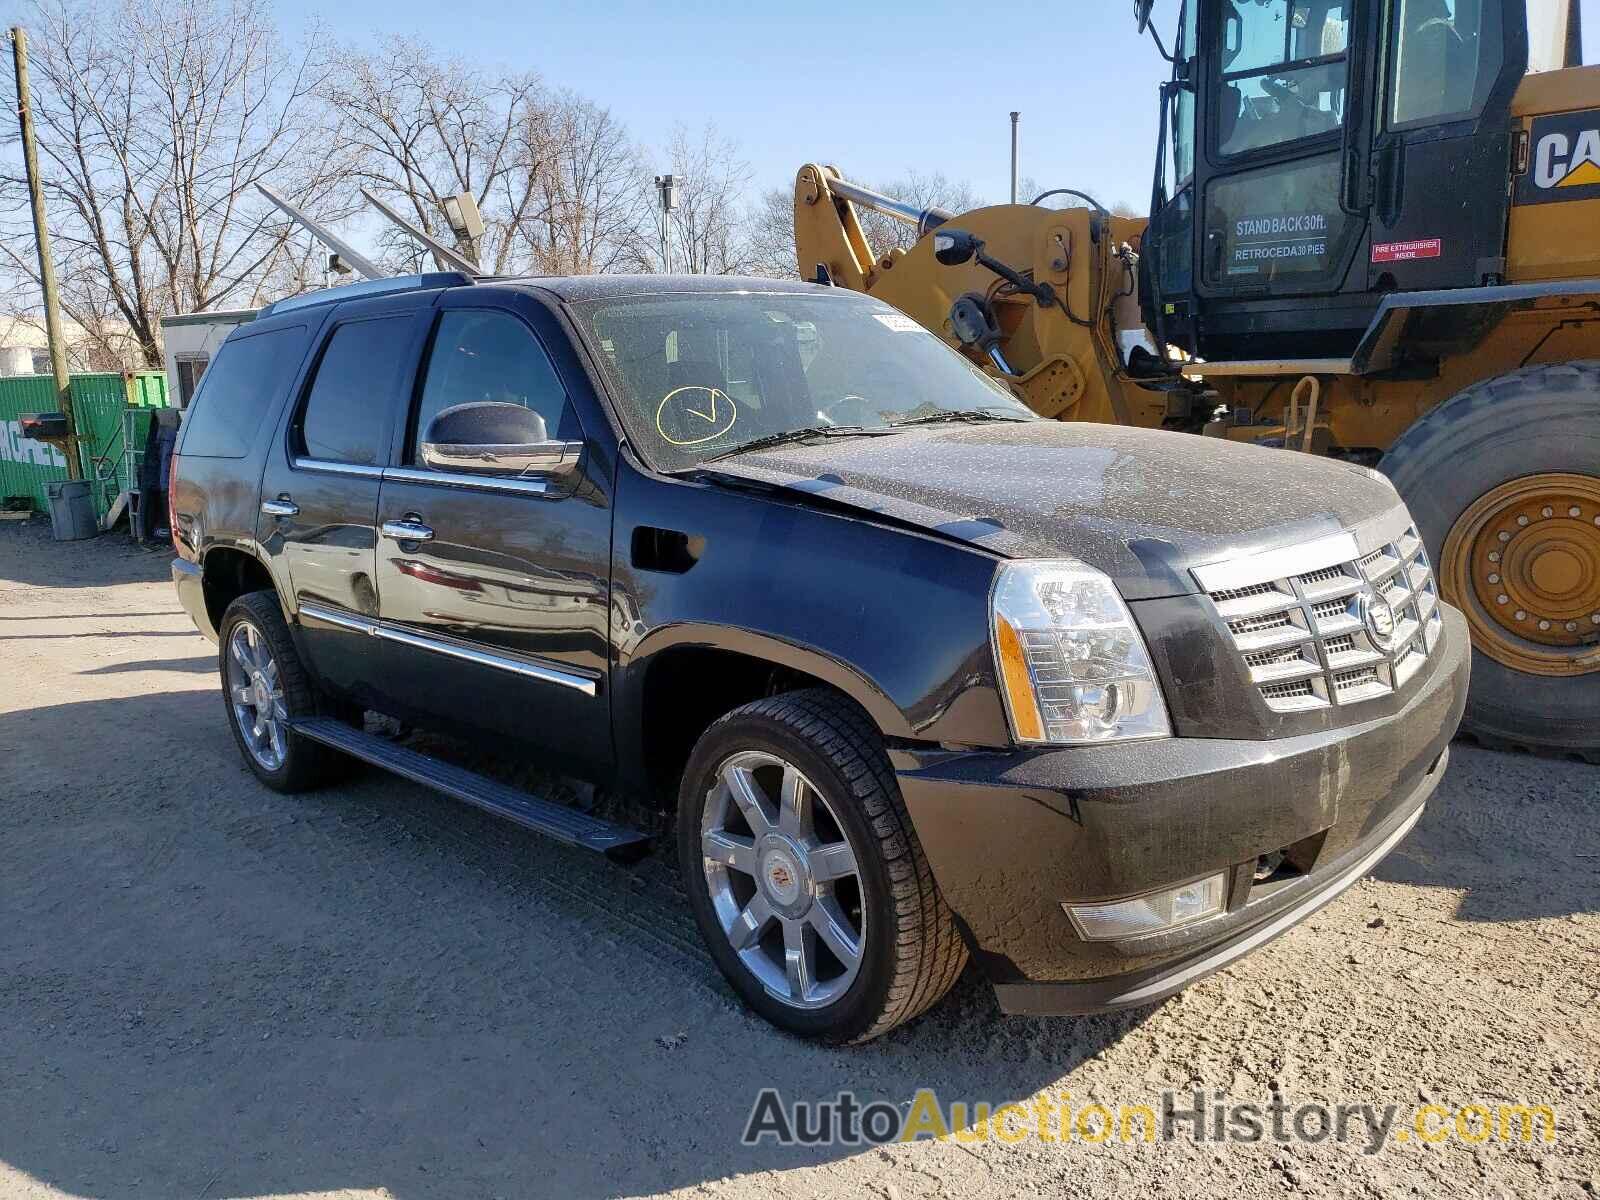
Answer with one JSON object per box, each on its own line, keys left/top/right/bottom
{"left": 1194, "top": 509, "right": 1445, "bottom": 714}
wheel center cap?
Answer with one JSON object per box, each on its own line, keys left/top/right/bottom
{"left": 250, "top": 671, "right": 271, "bottom": 709}
{"left": 1529, "top": 546, "right": 1582, "bottom": 596}
{"left": 757, "top": 835, "right": 812, "bottom": 916}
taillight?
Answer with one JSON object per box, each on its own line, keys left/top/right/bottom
{"left": 167, "top": 456, "right": 181, "bottom": 551}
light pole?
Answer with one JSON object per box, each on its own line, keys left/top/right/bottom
{"left": 1010, "top": 111, "right": 1020, "bottom": 205}
{"left": 655, "top": 174, "right": 680, "bottom": 274}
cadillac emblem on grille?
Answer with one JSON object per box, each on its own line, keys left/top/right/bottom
{"left": 1360, "top": 588, "right": 1397, "bottom": 651}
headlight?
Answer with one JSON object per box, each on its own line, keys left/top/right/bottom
{"left": 990, "top": 560, "right": 1171, "bottom": 745}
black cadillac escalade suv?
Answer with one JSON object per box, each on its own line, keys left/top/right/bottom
{"left": 170, "top": 272, "right": 1469, "bottom": 1042}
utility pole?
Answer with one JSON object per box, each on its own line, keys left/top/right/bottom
{"left": 10, "top": 26, "right": 77, "bottom": 478}
{"left": 1010, "top": 112, "right": 1021, "bottom": 205}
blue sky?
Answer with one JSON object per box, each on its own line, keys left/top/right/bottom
{"left": 277, "top": 0, "right": 1600, "bottom": 215}
{"left": 275, "top": 0, "right": 1177, "bottom": 211}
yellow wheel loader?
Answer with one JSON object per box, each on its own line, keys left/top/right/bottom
{"left": 792, "top": 0, "right": 1600, "bottom": 760}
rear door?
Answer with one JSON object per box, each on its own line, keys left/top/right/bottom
{"left": 258, "top": 300, "right": 427, "bottom": 702}
{"left": 372, "top": 291, "right": 614, "bottom": 777}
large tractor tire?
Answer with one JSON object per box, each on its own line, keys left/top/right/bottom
{"left": 1380, "top": 362, "right": 1600, "bottom": 762}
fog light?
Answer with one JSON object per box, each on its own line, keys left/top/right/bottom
{"left": 1064, "top": 873, "right": 1227, "bottom": 941}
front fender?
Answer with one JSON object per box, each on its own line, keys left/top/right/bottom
{"left": 608, "top": 459, "right": 1015, "bottom": 791}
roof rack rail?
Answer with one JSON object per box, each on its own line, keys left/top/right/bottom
{"left": 257, "top": 272, "right": 474, "bottom": 317}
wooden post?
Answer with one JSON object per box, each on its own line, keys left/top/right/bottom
{"left": 10, "top": 25, "right": 79, "bottom": 479}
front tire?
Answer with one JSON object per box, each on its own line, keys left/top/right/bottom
{"left": 218, "top": 591, "right": 349, "bottom": 792}
{"left": 677, "top": 689, "right": 967, "bottom": 1043}
{"left": 1380, "top": 362, "right": 1600, "bottom": 760}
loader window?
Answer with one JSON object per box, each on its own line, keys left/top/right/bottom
{"left": 1204, "top": 154, "right": 1355, "bottom": 285}
{"left": 1216, "top": 1, "right": 1349, "bottom": 157}
{"left": 1388, "top": 0, "right": 1501, "bottom": 127}
{"left": 1170, "top": 0, "right": 1198, "bottom": 183}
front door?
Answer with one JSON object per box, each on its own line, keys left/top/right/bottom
{"left": 1195, "top": 0, "right": 1366, "bottom": 308}
{"left": 373, "top": 295, "right": 614, "bottom": 778}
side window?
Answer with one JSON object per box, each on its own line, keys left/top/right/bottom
{"left": 410, "top": 310, "right": 578, "bottom": 463}
{"left": 174, "top": 356, "right": 208, "bottom": 409}
{"left": 178, "top": 327, "right": 304, "bottom": 458}
{"left": 295, "top": 317, "right": 411, "bottom": 466}
{"left": 1170, "top": 0, "right": 1199, "bottom": 184}
{"left": 1388, "top": 0, "right": 1502, "bottom": 127}
{"left": 1216, "top": 1, "right": 1349, "bottom": 157}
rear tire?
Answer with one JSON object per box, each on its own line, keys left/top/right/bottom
{"left": 218, "top": 591, "right": 351, "bottom": 791}
{"left": 677, "top": 689, "right": 967, "bottom": 1043}
{"left": 1380, "top": 362, "right": 1600, "bottom": 760}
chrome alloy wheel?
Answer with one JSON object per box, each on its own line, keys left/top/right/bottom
{"left": 700, "top": 751, "right": 866, "bottom": 1010}
{"left": 227, "top": 619, "right": 287, "bottom": 771}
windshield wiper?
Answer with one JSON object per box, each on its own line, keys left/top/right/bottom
{"left": 700, "top": 425, "right": 896, "bottom": 463}
{"left": 887, "top": 408, "right": 1032, "bottom": 427}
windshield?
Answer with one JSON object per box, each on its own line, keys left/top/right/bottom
{"left": 569, "top": 290, "right": 1034, "bottom": 471}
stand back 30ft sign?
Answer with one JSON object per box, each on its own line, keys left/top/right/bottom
{"left": 1517, "top": 109, "right": 1600, "bottom": 206}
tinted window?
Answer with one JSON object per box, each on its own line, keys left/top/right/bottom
{"left": 1389, "top": 0, "right": 1502, "bottom": 127}
{"left": 410, "top": 310, "right": 578, "bottom": 463}
{"left": 296, "top": 317, "right": 411, "bottom": 465}
{"left": 178, "top": 327, "right": 304, "bottom": 458}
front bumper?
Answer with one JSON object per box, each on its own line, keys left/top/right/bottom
{"left": 172, "top": 557, "right": 217, "bottom": 642}
{"left": 892, "top": 604, "right": 1470, "bottom": 1014}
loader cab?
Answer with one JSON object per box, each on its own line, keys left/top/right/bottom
{"left": 1141, "top": 0, "right": 1528, "bottom": 361}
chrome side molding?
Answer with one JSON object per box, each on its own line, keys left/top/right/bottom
{"left": 290, "top": 456, "right": 559, "bottom": 497}
{"left": 296, "top": 601, "right": 598, "bottom": 697}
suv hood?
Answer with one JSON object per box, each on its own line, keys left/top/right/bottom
{"left": 705, "top": 421, "right": 1402, "bottom": 599}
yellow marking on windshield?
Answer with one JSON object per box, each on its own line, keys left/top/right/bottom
{"left": 656, "top": 385, "right": 738, "bottom": 446}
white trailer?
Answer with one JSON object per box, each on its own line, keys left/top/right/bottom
{"left": 160, "top": 309, "right": 257, "bottom": 412}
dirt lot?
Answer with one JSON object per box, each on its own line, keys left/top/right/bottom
{"left": 1, "top": 518, "right": 1596, "bottom": 1200}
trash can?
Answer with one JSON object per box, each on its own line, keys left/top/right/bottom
{"left": 45, "top": 479, "right": 97, "bottom": 541}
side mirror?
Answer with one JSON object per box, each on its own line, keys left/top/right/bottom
{"left": 932, "top": 229, "right": 982, "bottom": 267}
{"left": 420, "top": 402, "right": 581, "bottom": 479}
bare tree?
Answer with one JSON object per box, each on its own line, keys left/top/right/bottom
{"left": 530, "top": 92, "right": 647, "bottom": 275}
{"left": 1019, "top": 176, "right": 1144, "bottom": 218}
{"left": 320, "top": 37, "right": 554, "bottom": 275}
{"left": 0, "top": 0, "right": 353, "bottom": 367}
{"left": 745, "top": 171, "right": 985, "bottom": 279}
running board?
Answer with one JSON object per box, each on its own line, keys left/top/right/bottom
{"left": 289, "top": 717, "right": 652, "bottom": 863}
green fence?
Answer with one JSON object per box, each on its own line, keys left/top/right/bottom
{"left": 0, "top": 372, "right": 171, "bottom": 518}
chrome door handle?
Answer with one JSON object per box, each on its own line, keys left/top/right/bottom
{"left": 381, "top": 519, "right": 434, "bottom": 542}
{"left": 261, "top": 498, "right": 299, "bottom": 517}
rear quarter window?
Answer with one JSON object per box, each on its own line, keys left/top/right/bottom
{"left": 178, "top": 325, "right": 307, "bottom": 458}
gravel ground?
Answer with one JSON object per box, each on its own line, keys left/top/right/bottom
{"left": 1, "top": 518, "right": 1596, "bottom": 1200}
